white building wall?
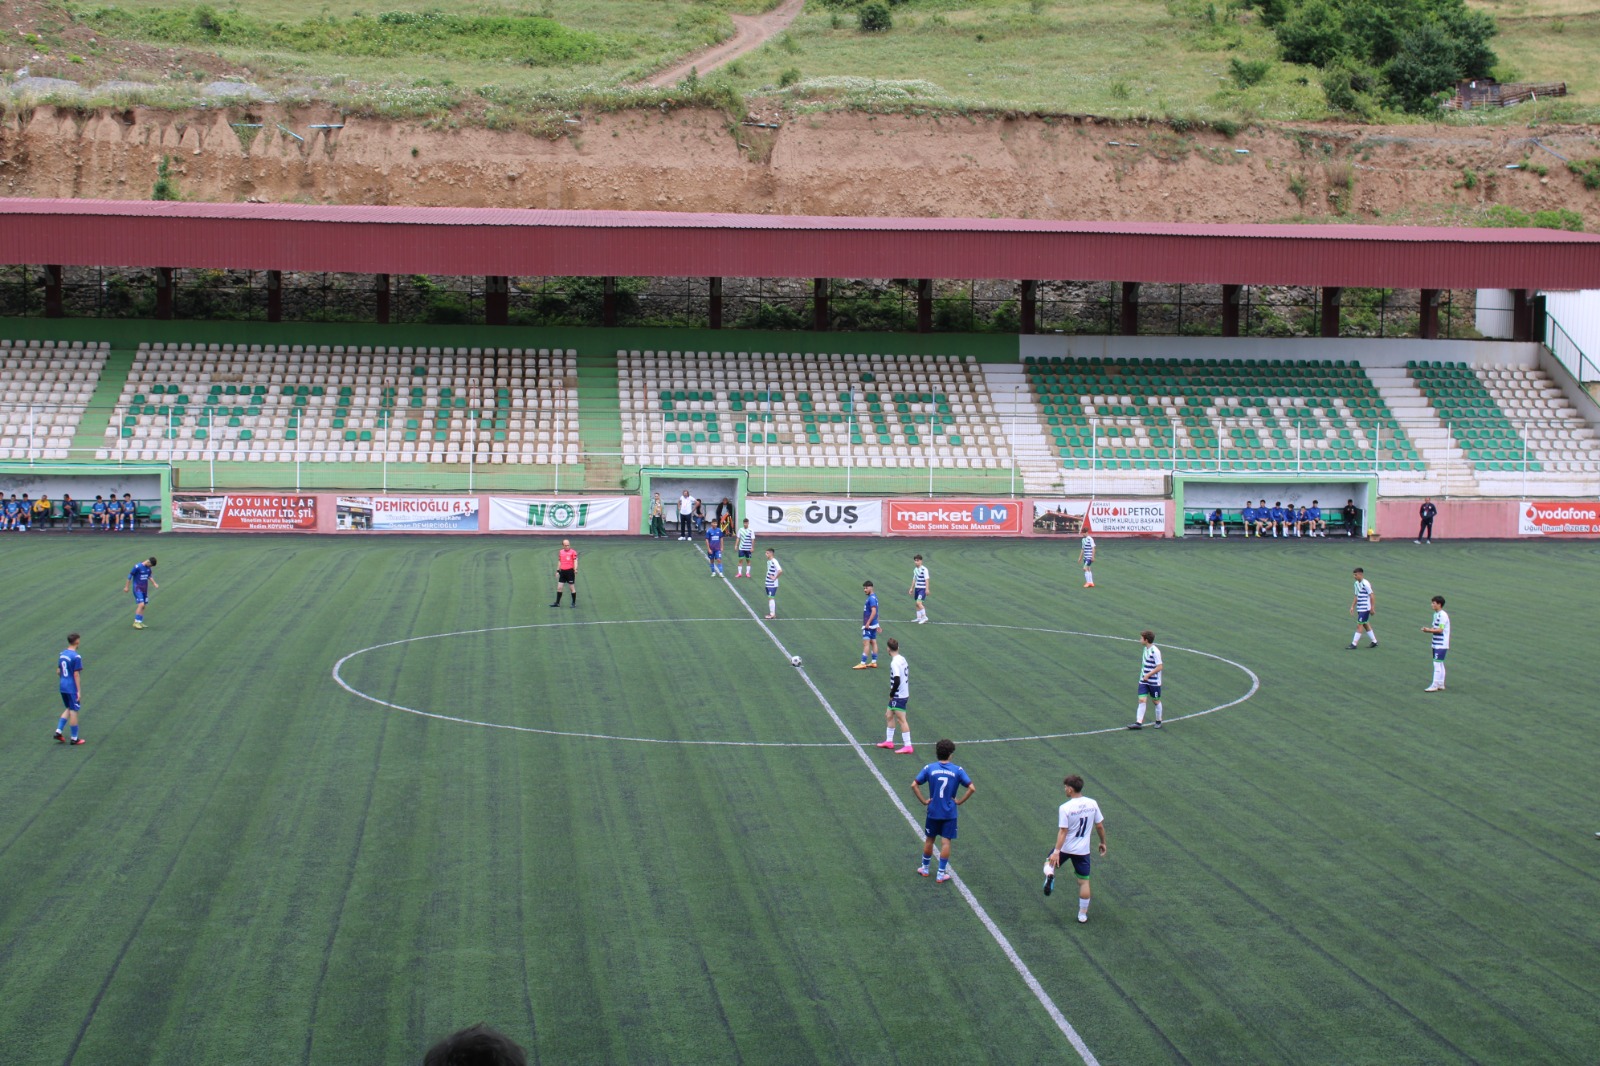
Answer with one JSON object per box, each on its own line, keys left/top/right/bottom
{"left": 1541, "top": 290, "right": 1600, "bottom": 369}
{"left": 1475, "top": 289, "right": 1515, "bottom": 339}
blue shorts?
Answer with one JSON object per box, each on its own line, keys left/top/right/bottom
{"left": 1081, "top": 556, "right": 1093, "bottom": 567}
{"left": 912, "top": 589, "right": 926, "bottom": 601}
{"left": 1138, "top": 681, "right": 1161, "bottom": 698}
{"left": 862, "top": 626, "right": 879, "bottom": 640}
{"left": 1433, "top": 648, "right": 1448, "bottom": 661}
{"left": 738, "top": 549, "right": 752, "bottom": 559}
{"left": 60, "top": 690, "right": 80, "bottom": 712}
{"left": 924, "top": 816, "right": 957, "bottom": 841}
{"left": 1056, "top": 851, "right": 1092, "bottom": 878}
{"left": 1357, "top": 611, "right": 1371, "bottom": 624}
{"left": 133, "top": 587, "right": 150, "bottom": 604}
{"left": 707, "top": 549, "right": 722, "bottom": 560}
{"left": 888, "top": 698, "right": 908, "bottom": 711}
{"left": 765, "top": 584, "right": 778, "bottom": 596}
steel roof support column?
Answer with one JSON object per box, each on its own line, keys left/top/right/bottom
{"left": 375, "top": 274, "right": 391, "bottom": 324}
{"left": 1222, "top": 284, "right": 1241, "bottom": 337}
{"left": 1320, "top": 286, "right": 1342, "bottom": 338}
{"left": 602, "top": 276, "right": 617, "bottom": 328}
{"left": 485, "top": 275, "right": 509, "bottom": 326}
{"left": 1020, "top": 280, "right": 1037, "bottom": 334}
{"left": 813, "top": 278, "right": 830, "bottom": 331}
{"left": 1419, "top": 288, "right": 1441, "bottom": 339}
{"left": 709, "top": 277, "right": 723, "bottom": 329}
{"left": 1119, "top": 281, "right": 1140, "bottom": 335}
{"left": 267, "top": 270, "right": 283, "bottom": 322}
{"left": 155, "top": 267, "right": 174, "bottom": 320}
{"left": 44, "top": 265, "right": 63, "bottom": 318}
{"left": 916, "top": 279, "right": 932, "bottom": 333}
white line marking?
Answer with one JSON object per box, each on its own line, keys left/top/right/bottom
{"left": 331, "top": 618, "right": 1257, "bottom": 748}
{"left": 707, "top": 552, "right": 1102, "bottom": 1065}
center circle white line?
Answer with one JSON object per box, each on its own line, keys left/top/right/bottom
{"left": 332, "top": 618, "right": 1259, "bottom": 747}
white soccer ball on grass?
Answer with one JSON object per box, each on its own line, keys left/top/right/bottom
{"left": 790, "top": 655, "right": 803, "bottom": 667}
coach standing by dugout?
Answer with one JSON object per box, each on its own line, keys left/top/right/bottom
{"left": 1416, "top": 498, "right": 1437, "bottom": 544}
{"left": 550, "top": 539, "right": 578, "bottom": 608}
{"left": 677, "top": 489, "right": 695, "bottom": 541}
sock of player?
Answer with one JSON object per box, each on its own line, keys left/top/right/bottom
{"left": 886, "top": 726, "right": 896, "bottom": 743}
{"left": 135, "top": 608, "right": 143, "bottom": 623}
{"left": 870, "top": 652, "right": 878, "bottom": 663}
{"left": 1134, "top": 701, "right": 1146, "bottom": 724}
{"left": 768, "top": 597, "right": 776, "bottom": 614}
{"left": 938, "top": 857, "right": 949, "bottom": 873}
{"left": 901, "top": 730, "right": 911, "bottom": 747}
{"left": 570, "top": 592, "right": 576, "bottom": 605}
{"left": 552, "top": 592, "right": 563, "bottom": 605}
{"left": 1366, "top": 627, "right": 1376, "bottom": 644}
{"left": 920, "top": 853, "right": 930, "bottom": 870}
{"left": 70, "top": 724, "right": 79, "bottom": 740}
{"left": 1438, "top": 664, "right": 1446, "bottom": 686}
{"left": 57, "top": 716, "right": 68, "bottom": 734}
{"left": 1433, "top": 663, "right": 1445, "bottom": 687}
{"left": 1352, "top": 631, "right": 1363, "bottom": 646}
{"left": 1079, "top": 897, "right": 1090, "bottom": 917}
{"left": 861, "top": 652, "right": 869, "bottom": 664}
{"left": 1154, "top": 701, "right": 1163, "bottom": 723}
{"left": 1084, "top": 569, "right": 1093, "bottom": 584}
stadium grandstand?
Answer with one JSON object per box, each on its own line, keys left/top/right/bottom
{"left": 2, "top": 199, "right": 1599, "bottom": 508}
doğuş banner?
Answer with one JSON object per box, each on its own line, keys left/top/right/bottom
{"left": 753, "top": 499, "right": 883, "bottom": 534}
{"left": 488, "top": 496, "right": 630, "bottom": 532}
{"left": 1083, "top": 499, "right": 1168, "bottom": 535}
{"left": 886, "top": 499, "right": 1022, "bottom": 535}
{"left": 171, "top": 493, "right": 317, "bottom": 532}
{"left": 370, "top": 496, "right": 481, "bottom": 531}
{"left": 1518, "top": 500, "right": 1600, "bottom": 536}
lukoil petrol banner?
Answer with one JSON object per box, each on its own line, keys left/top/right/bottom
{"left": 1518, "top": 500, "right": 1600, "bottom": 535}
{"left": 489, "top": 496, "right": 631, "bottom": 532}
{"left": 367, "top": 495, "right": 481, "bottom": 531}
{"left": 1083, "top": 499, "right": 1168, "bottom": 535}
{"left": 886, "top": 499, "right": 1022, "bottom": 535}
{"left": 171, "top": 493, "right": 317, "bottom": 532}
{"left": 753, "top": 499, "right": 883, "bottom": 534}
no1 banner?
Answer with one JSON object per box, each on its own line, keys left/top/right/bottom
{"left": 886, "top": 499, "right": 1022, "bottom": 536}
{"left": 489, "top": 496, "right": 630, "bottom": 532}
{"left": 1518, "top": 500, "right": 1600, "bottom": 536}
{"left": 171, "top": 493, "right": 317, "bottom": 532}
{"left": 753, "top": 499, "right": 883, "bottom": 534}
{"left": 357, "top": 495, "right": 481, "bottom": 532}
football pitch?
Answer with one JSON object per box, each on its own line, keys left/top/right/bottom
{"left": 1, "top": 532, "right": 1597, "bottom": 1065}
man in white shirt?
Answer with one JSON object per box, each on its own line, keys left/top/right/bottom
{"left": 1044, "top": 775, "right": 1107, "bottom": 923}
{"left": 677, "top": 490, "right": 695, "bottom": 540}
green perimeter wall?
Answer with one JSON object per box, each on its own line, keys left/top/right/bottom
{"left": 0, "top": 320, "right": 1024, "bottom": 362}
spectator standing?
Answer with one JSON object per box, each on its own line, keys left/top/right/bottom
{"left": 648, "top": 492, "right": 666, "bottom": 539}
{"left": 1416, "top": 499, "right": 1437, "bottom": 544}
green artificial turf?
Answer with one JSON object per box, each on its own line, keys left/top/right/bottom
{"left": 1, "top": 533, "right": 1596, "bottom": 1064}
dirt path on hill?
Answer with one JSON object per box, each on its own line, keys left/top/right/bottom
{"left": 641, "top": 0, "right": 806, "bottom": 88}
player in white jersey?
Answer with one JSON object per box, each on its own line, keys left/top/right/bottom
{"left": 1421, "top": 595, "right": 1451, "bottom": 691}
{"left": 735, "top": 520, "right": 756, "bottom": 578}
{"left": 1044, "top": 774, "right": 1106, "bottom": 923}
{"left": 762, "top": 548, "right": 782, "bottom": 619}
{"left": 1128, "top": 630, "right": 1164, "bottom": 729}
{"left": 1348, "top": 567, "right": 1379, "bottom": 649}
{"left": 874, "top": 637, "right": 914, "bottom": 753}
{"left": 908, "top": 554, "right": 930, "bottom": 624}
{"left": 1080, "top": 535, "right": 1096, "bottom": 588}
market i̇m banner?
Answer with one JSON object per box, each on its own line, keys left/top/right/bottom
{"left": 488, "top": 496, "right": 631, "bottom": 532}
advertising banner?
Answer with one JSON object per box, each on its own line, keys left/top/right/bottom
{"left": 361, "top": 495, "right": 480, "bottom": 532}
{"left": 489, "top": 496, "right": 630, "bottom": 532}
{"left": 171, "top": 493, "right": 317, "bottom": 532}
{"left": 1518, "top": 500, "right": 1600, "bottom": 536}
{"left": 1032, "top": 499, "right": 1168, "bottom": 535}
{"left": 886, "top": 499, "right": 1023, "bottom": 536}
{"left": 752, "top": 499, "right": 883, "bottom": 534}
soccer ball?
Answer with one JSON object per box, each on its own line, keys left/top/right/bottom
{"left": 790, "top": 655, "right": 803, "bottom": 667}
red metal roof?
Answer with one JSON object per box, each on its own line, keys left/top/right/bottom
{"left": 2, "top": 199, "right": 1598, "bottom": 289}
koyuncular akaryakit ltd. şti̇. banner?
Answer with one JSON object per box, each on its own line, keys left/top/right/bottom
{"left": 171, "top": 493, "right": 317, "bottom": 532}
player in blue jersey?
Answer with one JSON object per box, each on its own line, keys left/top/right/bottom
{"left": 1295, "top": 504, "right": 1310, "bottom": 537}
{"left": 1308, "top": 500, "right": 1325, "bottom": 537}
{"left": 1348, "top": 567, "right": 1378, "bottom": 649}
{"left": 1240, "top": 501, "right": 1256, "bottom": 538}
{"left": 854, "top": 580, "right": 880, "bottom": 669}
{"left": 17, "top": 493, "right": 34, "bottom": 530}
{"left": 911, "top": 738, "right": 975, "bottom": 883}
{"left": 2, "top": 494, "right": 20, "bottom": 530}
{"left": 54, "top": 633, "right": 86, "bottom": 745}
{"left": 1254, "top": 499, "right": 1272, "bottom": 537}
{"left": 704, "top": 524, "right": 725, "bottom": 577}
{"left": 90, "top": 494, "right": 109, "bottom": 530}
{"left": 1207, "top": 508, "right": 1225, "bottom": 538}
{"left": 735, "top": 519, "right": 756, "bottom": 578}
{"left": 124, "top": 556, "right": 159, "bottom": 629}
{"left": 908, "top": 554, "right": 930, "bottom": 624}
{"left": 119, "top": 493, "right": 138, "bottom": 532}
{"left": 1269, "top": 502, "right": 1286, "bottom": 537}
{"left": 1422, "top": 595, "right": 1450, "bottom": 692}
{"left": 762, "top": 548, "right": 782, "bottom": 619}
{"left": 1127, "top": 630, "right": 1164, "bottom": 729}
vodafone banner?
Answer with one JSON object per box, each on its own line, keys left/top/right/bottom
{"left": 367, "top": 495, "right": 481, "bottom": 531}
{"left": 1518, "top": 500, "right": 1600, "bottom": 536}
{"left": 886, "top": 499, "right": 1023, "bottom": 536}
{"left": 489, "top": 496, "right": 630, "bottom": 532}
{"left": 171, "top": 493, "right": 317, "bottom": 532}
{"left": 754, "top": 499, "right": 882, "bottom": 534}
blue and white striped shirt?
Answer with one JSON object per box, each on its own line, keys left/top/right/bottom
{"left": 1430, "top": 610, "right": 1450, "bottom": 650}
{"left": 765, "top": 558, "right": 782, "bottom": 587}
{"left": 1353, "top": 579, "right": 1373, "bottom": 612}
{"left": 1081, "top": 536, "right": 1095, "bottom": 562}
{"left": 738, "top": 528, "right": 756, "bottom": 552}
{"left": 912, "top": 565, "right": 929, "bottom": 591}
{"left": 1140, "top": 645, "right": 1163, "bottom": 684}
